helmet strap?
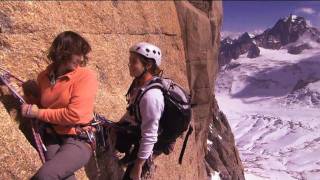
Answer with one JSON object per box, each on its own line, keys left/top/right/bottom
{"left": 159, "top": 69, "right": 164, "bottom": 77}
{"left": 136, "top": 67, "right": 148, "bottom": 80}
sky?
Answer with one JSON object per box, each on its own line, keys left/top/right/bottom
{"left": 222, "top": 1, "right": 320, "bottom": 38}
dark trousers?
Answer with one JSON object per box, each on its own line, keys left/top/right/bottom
{"left": 32, "top": 133, "right": 92, "bottom": 180}
{"left": 113, "top": 124, "right": 154, "bottom": 180}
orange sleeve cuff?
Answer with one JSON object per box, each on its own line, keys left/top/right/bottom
{"left": 37, "top": 109, "right": 48, "bottom": 123}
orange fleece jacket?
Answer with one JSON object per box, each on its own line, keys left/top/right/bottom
{"left": 37, "top": 65, "right": 98, "bottom": 135}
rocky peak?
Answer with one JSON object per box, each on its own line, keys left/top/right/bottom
{"left": 267, "top": 14, "right": 307, "bottom": 46}
{"left": 219, "top": 31, "right": 259, "bottom": 66}
{"left": 237, "top": 32, "right": 253, "bottom": 43}
{"left": 221, "top": 36, "right": 234, "bottom": 46}
{"left": 219, "top": 14, "right": 320, "bottom": 67}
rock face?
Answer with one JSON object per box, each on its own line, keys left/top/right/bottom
{"left": 175, "top": 1, "right": 244, "bottom": 179}
{"left": 0, "top": 97, "right": 41, "bottom": 179}
{"left": 0, "top": 1, "right": 243, "bottom": 180}
{"left": 247, "top": 44, "right": 260, "bottom": 58}
{"left": 206, "top": 107, "right": 244, "bottom": 180}
{"left": 287, "top": 43, "right": 311, "bottom": 55}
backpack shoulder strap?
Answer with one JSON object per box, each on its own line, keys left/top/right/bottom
{"left": 133, "top": 78, "right": 165, "bottom": 105}
{"left": 133, "top": 79, "right": 165, "bottom": 123}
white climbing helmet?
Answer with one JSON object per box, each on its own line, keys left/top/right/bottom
{"left": 129, "top": 42, "right": 162, "bottom": 66}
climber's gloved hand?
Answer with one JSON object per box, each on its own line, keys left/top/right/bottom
{"left": 21, "top": 104, "right": 39, "bottom": 119}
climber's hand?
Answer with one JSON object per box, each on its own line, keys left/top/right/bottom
{"left": 21, "top": 104, "right": 39, "bottom": 119}
{"left": 130, "top": 158, "right": 145, "bottom": 180}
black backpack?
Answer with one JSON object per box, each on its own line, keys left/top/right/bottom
{"left": 128, "top": 77, "right": 193, "bottom": 164}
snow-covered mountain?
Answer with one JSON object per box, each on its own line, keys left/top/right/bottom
{"left": 219, "top": 14, "right": 320, "bottom": 67}
{"left": 215, "top": 44, "right": 320, "bottom": 179}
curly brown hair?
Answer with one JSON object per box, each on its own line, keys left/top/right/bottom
{"left": 47, "top": 31, "right": 91, "bottom": 66}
